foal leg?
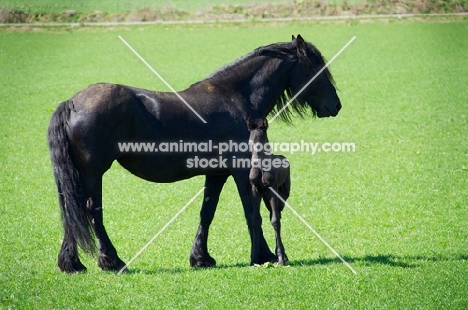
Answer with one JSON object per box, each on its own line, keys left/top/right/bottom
{"left": 84, "top": 176, "right": 126, "bottom": 272}
{"left": 277, "top": 184, "right": 289, "bottom": 262}
{"left": 266, "top": 187, "right": 286, "bottom": 265}
{"left": 190, "top": 174, "right": 228, "bottom": 267}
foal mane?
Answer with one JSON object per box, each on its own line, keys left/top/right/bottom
{"left": 195, "top": 38, "right": 335, "bottom": 123}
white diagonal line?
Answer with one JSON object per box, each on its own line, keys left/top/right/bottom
{"left": 268, "top": 187, "right": 357, "bottom": 274}
{"left": 118, "top": 35, "right": 207, "bottom": 124}
{"left": 269, "top": 36, "right": 356, "bottom": 123}
{"left": 117, "top": 187, "right": 205, "bottom": 274}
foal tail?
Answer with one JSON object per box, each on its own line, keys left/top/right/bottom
{"left": 47, "top": 100, "right": 96, "bottom": 254}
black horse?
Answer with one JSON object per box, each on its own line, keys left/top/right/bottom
{"left": 47, "top": 34, "right": 341, "bottom": 273}
{"left": 248, "top": 118, "right": 290, "bottom": 265}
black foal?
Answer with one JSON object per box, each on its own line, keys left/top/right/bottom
{"left": 247, "top": 118, "right": 291, "bottom": 265}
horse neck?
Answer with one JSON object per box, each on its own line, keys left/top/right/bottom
{"left": 206, "top": 55, "right": 293, "bottom": 117}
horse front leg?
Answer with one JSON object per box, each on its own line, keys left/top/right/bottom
{"left": 190, "top": 174, "right": 228, "bottom": 267}
{"left": 266, "top": 187, "right": 286, "bottom": 265}
{"left": 233, "top": 172, "right": 276, "bottom": 265}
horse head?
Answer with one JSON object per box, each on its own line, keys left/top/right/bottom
{"left": 289, "top": 34, "right": 341, "bottom": 118}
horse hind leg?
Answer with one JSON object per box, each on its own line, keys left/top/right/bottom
{"left": 84, "top": 175, "right": 127, "bottom": 272}
{"left": 49, "top": 99, "right": 125, "bottom": 273}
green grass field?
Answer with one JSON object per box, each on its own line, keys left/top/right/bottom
{"left": 1, "top": 16, "right": 468, "bottom": 309}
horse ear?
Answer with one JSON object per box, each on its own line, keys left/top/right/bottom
{"left": 292, "top": 35, "right": 296, "bottom": 41}
{"left": 296, "top": 34, "right": 306, "bottom": 57}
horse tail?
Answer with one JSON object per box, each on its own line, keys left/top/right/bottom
{"left": 47, "top": 100, "right": 96, "bottom": 254}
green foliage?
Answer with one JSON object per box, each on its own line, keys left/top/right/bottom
{"left": 1, "top": 18, "right": 467, "bottom": 309}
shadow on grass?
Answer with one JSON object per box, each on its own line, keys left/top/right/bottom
{"left": 116, "top": 254, "right": 467, "bottom": 275}
{"left": 116, "top": 262, "right": 250, "bottom": 275}
{"left": 289, "top": 253, "right": 468, "bottom": 269}
{"left": 116, "top": 266, "right": 189, "bottom": 275}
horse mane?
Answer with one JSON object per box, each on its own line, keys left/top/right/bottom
{"left": 201, "top": 42, "right": 295, "bottom": 81}
{"left": 194, "top": 39, "right": 335, "bottom": 123}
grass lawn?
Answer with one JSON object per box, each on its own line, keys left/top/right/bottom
{"left": 1, "top": 17, "right": 468, "bottom": 308}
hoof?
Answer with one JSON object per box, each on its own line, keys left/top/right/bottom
{"left": 98, "top": 254, "right": 127, "bottom": 272}
{"left": 58, "top": 255, "right": 87, "bottom": 274}
{"left": 276, "top": 252, "right": 289, "bottom": 265}
{"left": 189, "top": 254, "right": 216, "bottom": 268}
{"left": 257, "top": 251, "right": 277, "bottom": 265}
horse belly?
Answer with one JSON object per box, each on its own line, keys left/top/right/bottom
{"left": 117, "top": 153, "right": 229, "bottom": 183}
